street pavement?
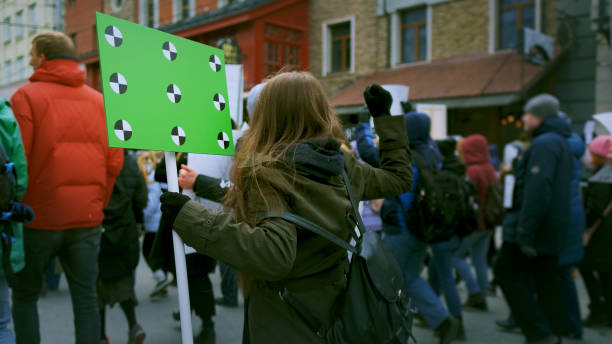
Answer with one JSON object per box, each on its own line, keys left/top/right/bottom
{"left": 33, "top": 253, "right": 612, "bottom": 344}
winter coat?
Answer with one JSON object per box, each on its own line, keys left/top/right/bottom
{"left": 173, "top": 116, "right": 412, "bottom": 344}
{"left": 460, "top": 135, "right": 498, "bottom": 231}
{"left": 0, "top": 98, "right": 26, "bottom": 276}
{"left": 502, "top": 116, "right": 573, "bottom": 255}
{"left": 10, "top": 59, "right": 124, "bottom": 230}
{"left": 99, "top": 153, "right": 148, "bottom": 281}
{"left": 558, "top": 133, "right": 586, "bottom": 266}
{"left": 355, "top": 113, "right": 435, "bottom": 237}
{"left": 583, "top": 163, "right": 612, "bottom": 271}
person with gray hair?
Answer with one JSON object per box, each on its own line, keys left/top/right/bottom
{"left": 494, "top": 93, "right": 573, "bottom": 344}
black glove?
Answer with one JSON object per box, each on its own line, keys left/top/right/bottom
{"left": 520, "top": 245, "right": 538, "bottom": 258}
{"left": 3, "top": 202, "right": 34, "bottom": 223}
{"left": 363, "top": 84, "right": 392, "bottom": 118}
{"left": 159, "top": 192, "right": 190, "bottom": 231}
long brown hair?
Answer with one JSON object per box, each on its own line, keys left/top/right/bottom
{"left": 224, "top": 71, "right": 344, "bottom": 224}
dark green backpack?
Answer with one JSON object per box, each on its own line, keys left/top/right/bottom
{"left": 260, "top": 170, "right": 414, "bottom": 344}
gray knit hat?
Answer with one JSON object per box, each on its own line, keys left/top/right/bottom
{"left": 524, "top": 94, "right": 560, "bottom": 119}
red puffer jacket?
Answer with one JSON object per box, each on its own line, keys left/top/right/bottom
{"left": 10, "top": 59, "right": 123, "bottom": 230}
{"left": 460, "top": 135, "right": 498, "bottom": 231}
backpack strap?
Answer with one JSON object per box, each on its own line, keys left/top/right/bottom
{"left": 341, "top": 170, "right": 367, "bottom": 237}
{"left": 260, "top": 211, "right": 358, "bottom": 254}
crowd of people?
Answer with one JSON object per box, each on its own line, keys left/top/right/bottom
{"left": 1, "top": 30, "right": 611, "bottom": 344}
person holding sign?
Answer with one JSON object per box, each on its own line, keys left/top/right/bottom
{"left": 10, "top": 32, "right": 124, "bottom": 344}
{"left": 159, "top": 72, "right": 412, "bottom": 343}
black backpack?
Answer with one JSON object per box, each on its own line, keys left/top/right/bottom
{"left": 484, "top": 183, "right": 503, "bottom": 227}
{"left": 260, "top": 170, "right": 414, "bottom": 344}
{"left": 404, "top": 153, "right": 473, "bottom": 243}
{"left": 0, "top": 145, "right": 16, "bottom": 219}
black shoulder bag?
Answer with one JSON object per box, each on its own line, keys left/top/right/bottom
{"left": 260, "top": 170, "right": 415, "bottom": 344}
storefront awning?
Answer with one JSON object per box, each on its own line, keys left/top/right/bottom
{"left": 331, "top": 50, "right": 563, "bottom": 112}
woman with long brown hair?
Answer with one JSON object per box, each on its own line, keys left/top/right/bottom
{"left": 159, "top": 71, "right": 412, "bottom": 343}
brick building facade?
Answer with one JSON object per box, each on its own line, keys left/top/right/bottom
{"left": 319, "top": 0, "right": 608, "bottom": 146}
{"left": 66, "top": 0, "right": 308, "bottom": 94}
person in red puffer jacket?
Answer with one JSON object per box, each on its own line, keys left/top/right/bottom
{"left": 453, "top": 135, "right": 499, "bottom": 311}
{"left": 9, "top": 32, "right": 123, "bottom": 344}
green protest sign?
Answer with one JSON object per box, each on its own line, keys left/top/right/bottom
{"left": 96, "top": 12, "right": 234, "bottom": 155}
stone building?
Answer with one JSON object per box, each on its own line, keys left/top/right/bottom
{"left": 0, "top": 0, "right": 65, "bottom": 98}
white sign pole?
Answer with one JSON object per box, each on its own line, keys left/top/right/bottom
{"left": 164, "top": 151, "right": 193, "bottom": 344}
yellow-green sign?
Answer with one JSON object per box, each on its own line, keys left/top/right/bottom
{"left": 96, "top": 12, "right": 234, "bottom": 155}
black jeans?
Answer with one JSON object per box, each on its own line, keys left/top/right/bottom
{"left": 220, "top": 262, "right": 238, "bottom": 304}
{"left": 494, "top": 243, "right": 562, "bottom": 342}
{"left": 579, "top": 259, "right": 612, "bottom": 321}
{"left": 12, "top": 226, "right": 102, "bottom": 344}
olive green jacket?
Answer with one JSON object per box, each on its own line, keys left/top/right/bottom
{"left": 0, "top": 98, "right": 27, "bottom": 277}
{"left": 174, "top": 116, "right": 412, "bottom": 343}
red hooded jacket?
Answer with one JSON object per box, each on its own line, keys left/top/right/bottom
{"left": 460, "top": 135, "right": 498, "bottom": 230}
{"left": 10, "top": 59, "right": 123, "bottom": 230}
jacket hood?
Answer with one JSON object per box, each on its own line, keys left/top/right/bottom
{"left": 285, "top": 138, "right": 345, "bottom": 179}
{"left": 533, "top": 116, "right": 572, "bottom": 139}
{"left": 29, "top": 59, "right": 85, "bottom": 87}
{"left": 590, "top": 163, "right": 612, "bottom": 184}
{"left": 460, "top": 135, "right": 490, "bottom": 165}
{"left": 404, "top": 112, "right": 431, "bottom": 148}
{"left": 567, "top": 133, "right": 586, "bottom": 160}
{"left": 442, "top": 156, "right": 466, "bottom": 175}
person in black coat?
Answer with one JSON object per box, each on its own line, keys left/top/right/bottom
{"left": 98, "top": 151, "right": 148, "bottom": 344}
{"left": 494, "top": 94, "right": 573, "bottom": 344}
{"left": 580, "top": 135, "right": 612, "bottom": 328}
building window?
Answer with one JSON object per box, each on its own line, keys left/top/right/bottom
{"left": 147, "top": 0, "right": 155, "bottom": 26}
{"left": 3, "top": 17, "right": 10, "bottom": 43}
{"left": 140, "top": 0, "right": 159, "bottom": 27}
{"left": 5, "top": 60, "right": 11, "bottom": 84}
{"left": 16, "top": 56, "right": 24, "bottom": 80}
{"left": 28, "top": 4, "right": 36, "bottom": 34}
{"left": 330, "top": 22, "right": 351, "bottom": 73}
{"left": 15, "top": 11, "right": 24, "bottom": 39}
{"left": 499, "top": 0, "right": 535, "bottom": 49}
{"left": 181, "top": 0, "right": 190, "bottom": 19}
{"left": 263, "top": 24, "right": 302, "bottom": 76}
{"left": 174, "top": 0, "right": 193, "bottom": 21}
{"left": 400, "top": 8, "right": 427, "bottom": 63}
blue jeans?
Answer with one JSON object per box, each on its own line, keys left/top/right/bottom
{"left": 430, "top": 236, "right": 462, "bottom": 318}
{"left": 0, "top": 278, "right": 14, "bottom": 344}
{"left": 382, "top": 231, "right": 450, "bottom": 329}
{"left": 454, "top": 231, "right": 492, "bottom": 297}
{"left": 12, "top": 226, "right": 102, "bottom": 344}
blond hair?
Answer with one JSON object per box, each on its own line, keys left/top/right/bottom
{"left": 224, "top": 71, "right": 345, "bottom": 224}
{"left": 32, "top": 31, "right": 76, "bottom": 59}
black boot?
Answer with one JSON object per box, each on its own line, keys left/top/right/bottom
{"left": 194, "top": 319, "right": 216, "bottom": 344}
{"left": 582, "top": 311, "right": 607, "bottom": 327}
{"left": 463, "top": 293, "right": 488, "bottom": 311}
{"left": 496, "top": 314, "right": 519, "bottom": 332}
{"left": 456, "top": 317, "right": 466, "bottom": 341}
{"left": 435, "top": 316, "right": 459, "bottom": 344}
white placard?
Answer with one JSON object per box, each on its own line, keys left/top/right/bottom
{"left": 226, "top": 64, "right": 244, "bottom": 126}
{"left": 593, "top": 112, "right": 612, "bottom": 136}
{"left": 182, "top": 129, "right": 243, "bottom": 254}
{"left": 381, "top": 84, "right": 409, "bottom": 116}
{"left": 416, "top": 103, "right": 447, "bottom": 139}
{"left": 503, "top": 174, "right": 515, "bottom": 209}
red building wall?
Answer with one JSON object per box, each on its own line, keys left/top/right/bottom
{"left": 65, "top": 0, "right": 102, "bottom": 57}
